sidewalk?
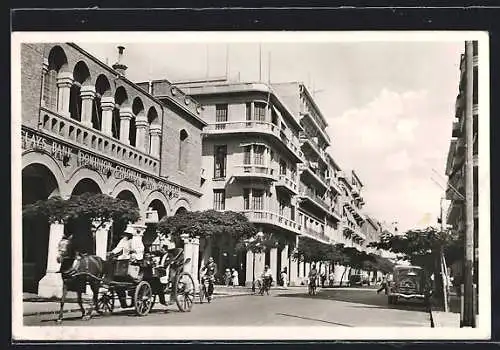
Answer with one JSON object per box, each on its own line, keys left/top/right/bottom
{"left": 23, "top": 286, "right": 256, "bottom": 317}
{"left": 430, "top": 292, "right": 478, "bottom": 328}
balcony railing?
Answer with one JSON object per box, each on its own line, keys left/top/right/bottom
{"left": 299, "top": 131, "right": 328, "bottom": 164}
{"left": 303, "top": 225, "right": 330, "bottom": 243}
{"left": 276, "top": 173, "right": 299, "bottom": 194}
{"left": 204, "top": 121, "right": 303, "bottom": 160}
{"left": 234, "top": 164, "right": 278, "bottom": 181}
{"left": 39, "top": 107, "right": 159, "bottom": 173}
{"left": 299, "top": 186, "right": 329, "bottom": 212}
{"left": 299, "top": 162, "right": 329, "bottom": 189}
{"left": 243, "top": 210, "right": 302, "bottom": 234}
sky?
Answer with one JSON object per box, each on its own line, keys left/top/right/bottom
{"left": 79, "top": 39, "right": 464, "bottom": 233}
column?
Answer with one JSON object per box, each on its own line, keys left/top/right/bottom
{"left": 80, "top": 86, "right": 96, "bottom": 128}
{"left": 38, "top": 222, "right": 65, "bottom": 298}
{"left": 305, "top": 262, "right": 310, "bottom": 279}
{"left": 100, "top": 97, "right": 115, "bottom": 136}
{"left": 149, "top": 124, "right": 162, "bottom": 158}
{"left": 119, "top": 107, "right": 134, "bottom": 144}
{"left": 95, "top": 221, "right": 112, "bottom": 260}
{"left": 255, "top": 252, "right": 265, "bottom": 279}
{"left": 269, "top": 247, "right": 278, "bottom": 285}
{"left": 56, "top": 72, "right": 73, "bottom": 118}
{"left": 135, "top": 116, "right": 148, "bottom": 152}
{"left": 40, "top": 58, "right": 48, "bottom": 107}
{"left": 245, "top": 250, "right": 254, "bottom": 287}
{"left": 289, "top": 258, "right": 299, "bottom": 286}
{"left": 280, "top": 244, "right": 289, "bottom": 285}
{"left": 298, "top": 260, "right": 305, "bottom": 284}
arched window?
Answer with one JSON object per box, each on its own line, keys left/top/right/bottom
{"left": 147, "top": 107, "right": 159, "bottom": 154}
{"left": 44, "top": 46, "right": 68, "bottom": 110}
{"left": 93, "top": 74, "right": 112, "bottom": 131}
{"left": 70, "top": 61, "right": 91, "bottom": 122}
{"left": 131, "top": 97, "right": 145, "bottom": 148}
{"left": 179, "top": 129, "right": 189, "bottom": 172}
{"left": 113, "top": 87, "right": 128, "bottom": 140}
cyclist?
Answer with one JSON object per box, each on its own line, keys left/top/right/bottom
{"left": 308, "top": 263, "right": 319, "bottom": 295}
{"left": 259, "top": 265, "right": 273, "bottom": 295}
{"left": 200, "top": 257, "right": 217, "bottom": 301}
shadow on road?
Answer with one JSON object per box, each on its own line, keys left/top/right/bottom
{"left": 274, "top": 290, "right": 429, "bottom": 313}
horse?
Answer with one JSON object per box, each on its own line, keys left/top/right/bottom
{"left": 55, "top": 234, "right": 105, "bottom": 323}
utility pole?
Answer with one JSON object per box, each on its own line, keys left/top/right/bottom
{"left": 462, "top": 40, "right": 476, "bottom": 328}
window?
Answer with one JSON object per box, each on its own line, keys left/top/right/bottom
{"left": 213, "top": 189, "right": 226, "bottom": 210}
{"left": 279, "top": 159, "right": 287, "bottom": 175}
{"left": 254, "top": 102, "right": 266, "bottom": 121}
{"left": 243, "top": 145, "right": 251, "bottom": 164}
{"left": 252, "top": 189, "right": 264, "bottom": 210}
{"left": 215, "top": 104, "right": 228, "bottom": 129}
{"left": 179, "top": 129, "right": 189, "bottom": 172}
{"left": 279, "top": 200, "right": 286, "bottom": 216}
{"left": 243, "top": 189, "right": 250, "bottom": 210}
{"left": 243, "top": 188, "right": 265, "bottom": 210}
{"left": 214, "top": 145, "right": 227, "bottom": 178}
{"left": 254, "top": 145, "right": 265, "bottom": 165}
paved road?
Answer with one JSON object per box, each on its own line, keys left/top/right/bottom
{"left": 24, "top": 287, "right": 431, "bottom": 327}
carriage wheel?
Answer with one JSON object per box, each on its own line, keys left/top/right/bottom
{"left": 174, "top": 272, "right": 195, "bottom": 312}
{"left": 97, "top": 289, "right": 115, "bottom": 315}
{"left": 134, "top": 281, "right": 153, "bottom": 316}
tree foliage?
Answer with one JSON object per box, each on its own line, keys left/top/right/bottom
{"left": 22, "top": 193, "right": 141, "bottom": 233}
{"left": 157, "top": 210, "right": 257, "bottom": 243}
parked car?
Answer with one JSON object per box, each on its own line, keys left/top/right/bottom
{"left": 349, "top": 274, "right": 371, "bottom": 287}
{"left": 387, "top": 265, "right": 432, "bottom": 305}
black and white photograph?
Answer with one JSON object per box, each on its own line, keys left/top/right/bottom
{"left": 11, "top": 31, "right": 490, "bottom": 340}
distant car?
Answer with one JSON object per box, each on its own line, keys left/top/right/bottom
{"left": 387, "top": 265, "right": 432, "bottom": 305}
{"left": 349, "top": 274, "right": 371, "bottom": 287}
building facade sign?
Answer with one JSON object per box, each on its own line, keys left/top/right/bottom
{"left": 22, "top": 128, "right": 180, "bottom": 199}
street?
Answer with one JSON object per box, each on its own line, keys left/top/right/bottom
{"left": 24, "top": 287, "right": 432, "bottom": 327}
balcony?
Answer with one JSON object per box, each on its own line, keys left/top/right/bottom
{"left": 243, "top": 210, "right": 302, "bottom": 234}
{"left": 302, "top": 225, "right": 330, "bottom": 243}
{"left": 299, "top": 131, "right": 327, "bottom": 164}
{"left": 39, "top": 107, "right": 159, "bottom": 174}
{"left": 344, "top": 202, "right": 365, "bottom": 224}
{"left": 328, "top": 176, "right": 342, "bottom": 194}
{"left": 299, "top": 186, "right": 330, "bottom": 213}
{"left": 452, "top": 121, "right": 461, "bottom": 138}
{"left": 233, "top": 164, "right": 277, "bottom": 181}
{"left": 203, "top": 121, "right": 303, "bottom": 162}
{"left": 276, "top": 173, "right": 299, "bottom": 195}
{"left": 298, "top": 162, "right": 329, "bottom": 190}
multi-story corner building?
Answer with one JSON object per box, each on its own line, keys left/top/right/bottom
{"left": 445, "top": 42, "right": 479, "bottom": 284}
{"left": 172, "top": 79, "right": 305, "bottom": 286}
{"left": 20, "top": 43, "right": 205, "bottom": 297}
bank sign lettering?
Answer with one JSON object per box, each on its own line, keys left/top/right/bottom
{"left": 22, "top": 128, "right": 180, "bottom": 199}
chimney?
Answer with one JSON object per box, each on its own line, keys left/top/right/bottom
{"left": 112, "top": 45, "right": 128, "bottom": 76}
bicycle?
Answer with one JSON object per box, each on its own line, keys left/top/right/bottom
{"left": 258, "top": 277, "right": 272, "bottom": 296}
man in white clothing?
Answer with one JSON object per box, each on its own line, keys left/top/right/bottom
{"left": 110, "top": 230, "right": 133, "bottom": 260}
{"left": 130, "top": 227, "right": 145, "bottom": 263}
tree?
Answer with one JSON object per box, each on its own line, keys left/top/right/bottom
{"left": 368, "top": 226, "right": 457, "bottom": 301}
{"left": 157, "top": 210, "right": 257, "bottom": 244}
{"left": 22, "top": 193, "right": 141, "bottom": 253}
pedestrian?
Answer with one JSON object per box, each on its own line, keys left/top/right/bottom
{"left": 377, "top": 275, "right": 388, "bottom": 294}
{"left": 225, "top": 268, "right": 232, "bottom": 286}
{"left": 280, "top": 267, "right": 288, "bottom": 288}
{"left": 320, "top": 270, "right": 326, "bottom": 288}
{"left": 232, "top": 268, "right": 239, "bottom": 287}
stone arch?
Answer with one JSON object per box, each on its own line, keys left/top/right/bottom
{"left": 66, "top": 167, "right": 106, "bottom": 196}
{"left": 22, "top": 158, "right": 62, "bottom": 293}
{"left": 47, "top": 45, "right": 69, "bottom": 72}
{"left": 114, "top": 86, "right": 129, "bottom": 107}
{"left": 22, "top": 151, "right": 66, "bottom": 197}
{"left": 173, "top": 197, "right": 191, "bottom": 214}
{"left": 71, "top": 178, "right": 102, "bottom": 196}
{"left": 95, "top": 74, "right": 112, "bottom": 97}
{"left": 72, "top": 61, "right": 92, "bottom": 86}
{"left": 112, "top": 86, "right": 129, "bottom": 140}
{"left": 147, "top": 106, "right": 159, "bottom": 125}
{"left": 110, "top": 180, "right": 143, "bottom": 210}
{"left": 144, "top": 190, "right": 171, "bottom": 218}
{"left": 132, "top": 97, "right": 145, "bottom": 117}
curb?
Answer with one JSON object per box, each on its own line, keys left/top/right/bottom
{"left": 24, "top": 293, "right": 253, "bottom": 317}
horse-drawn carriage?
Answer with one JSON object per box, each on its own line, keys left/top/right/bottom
{"left": 96, "top": 248, "right": 196, "bottom": 316}
{"left": 56, "top": 239, "right": 196, "bottom": 322}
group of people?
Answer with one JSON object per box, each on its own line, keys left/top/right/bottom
{"left": 223, "top": 268, "right": 240, "bottom": 287}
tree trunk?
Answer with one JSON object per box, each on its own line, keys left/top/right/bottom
{"left": 339, "top": 265, "right": 349, "bottom": 287}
